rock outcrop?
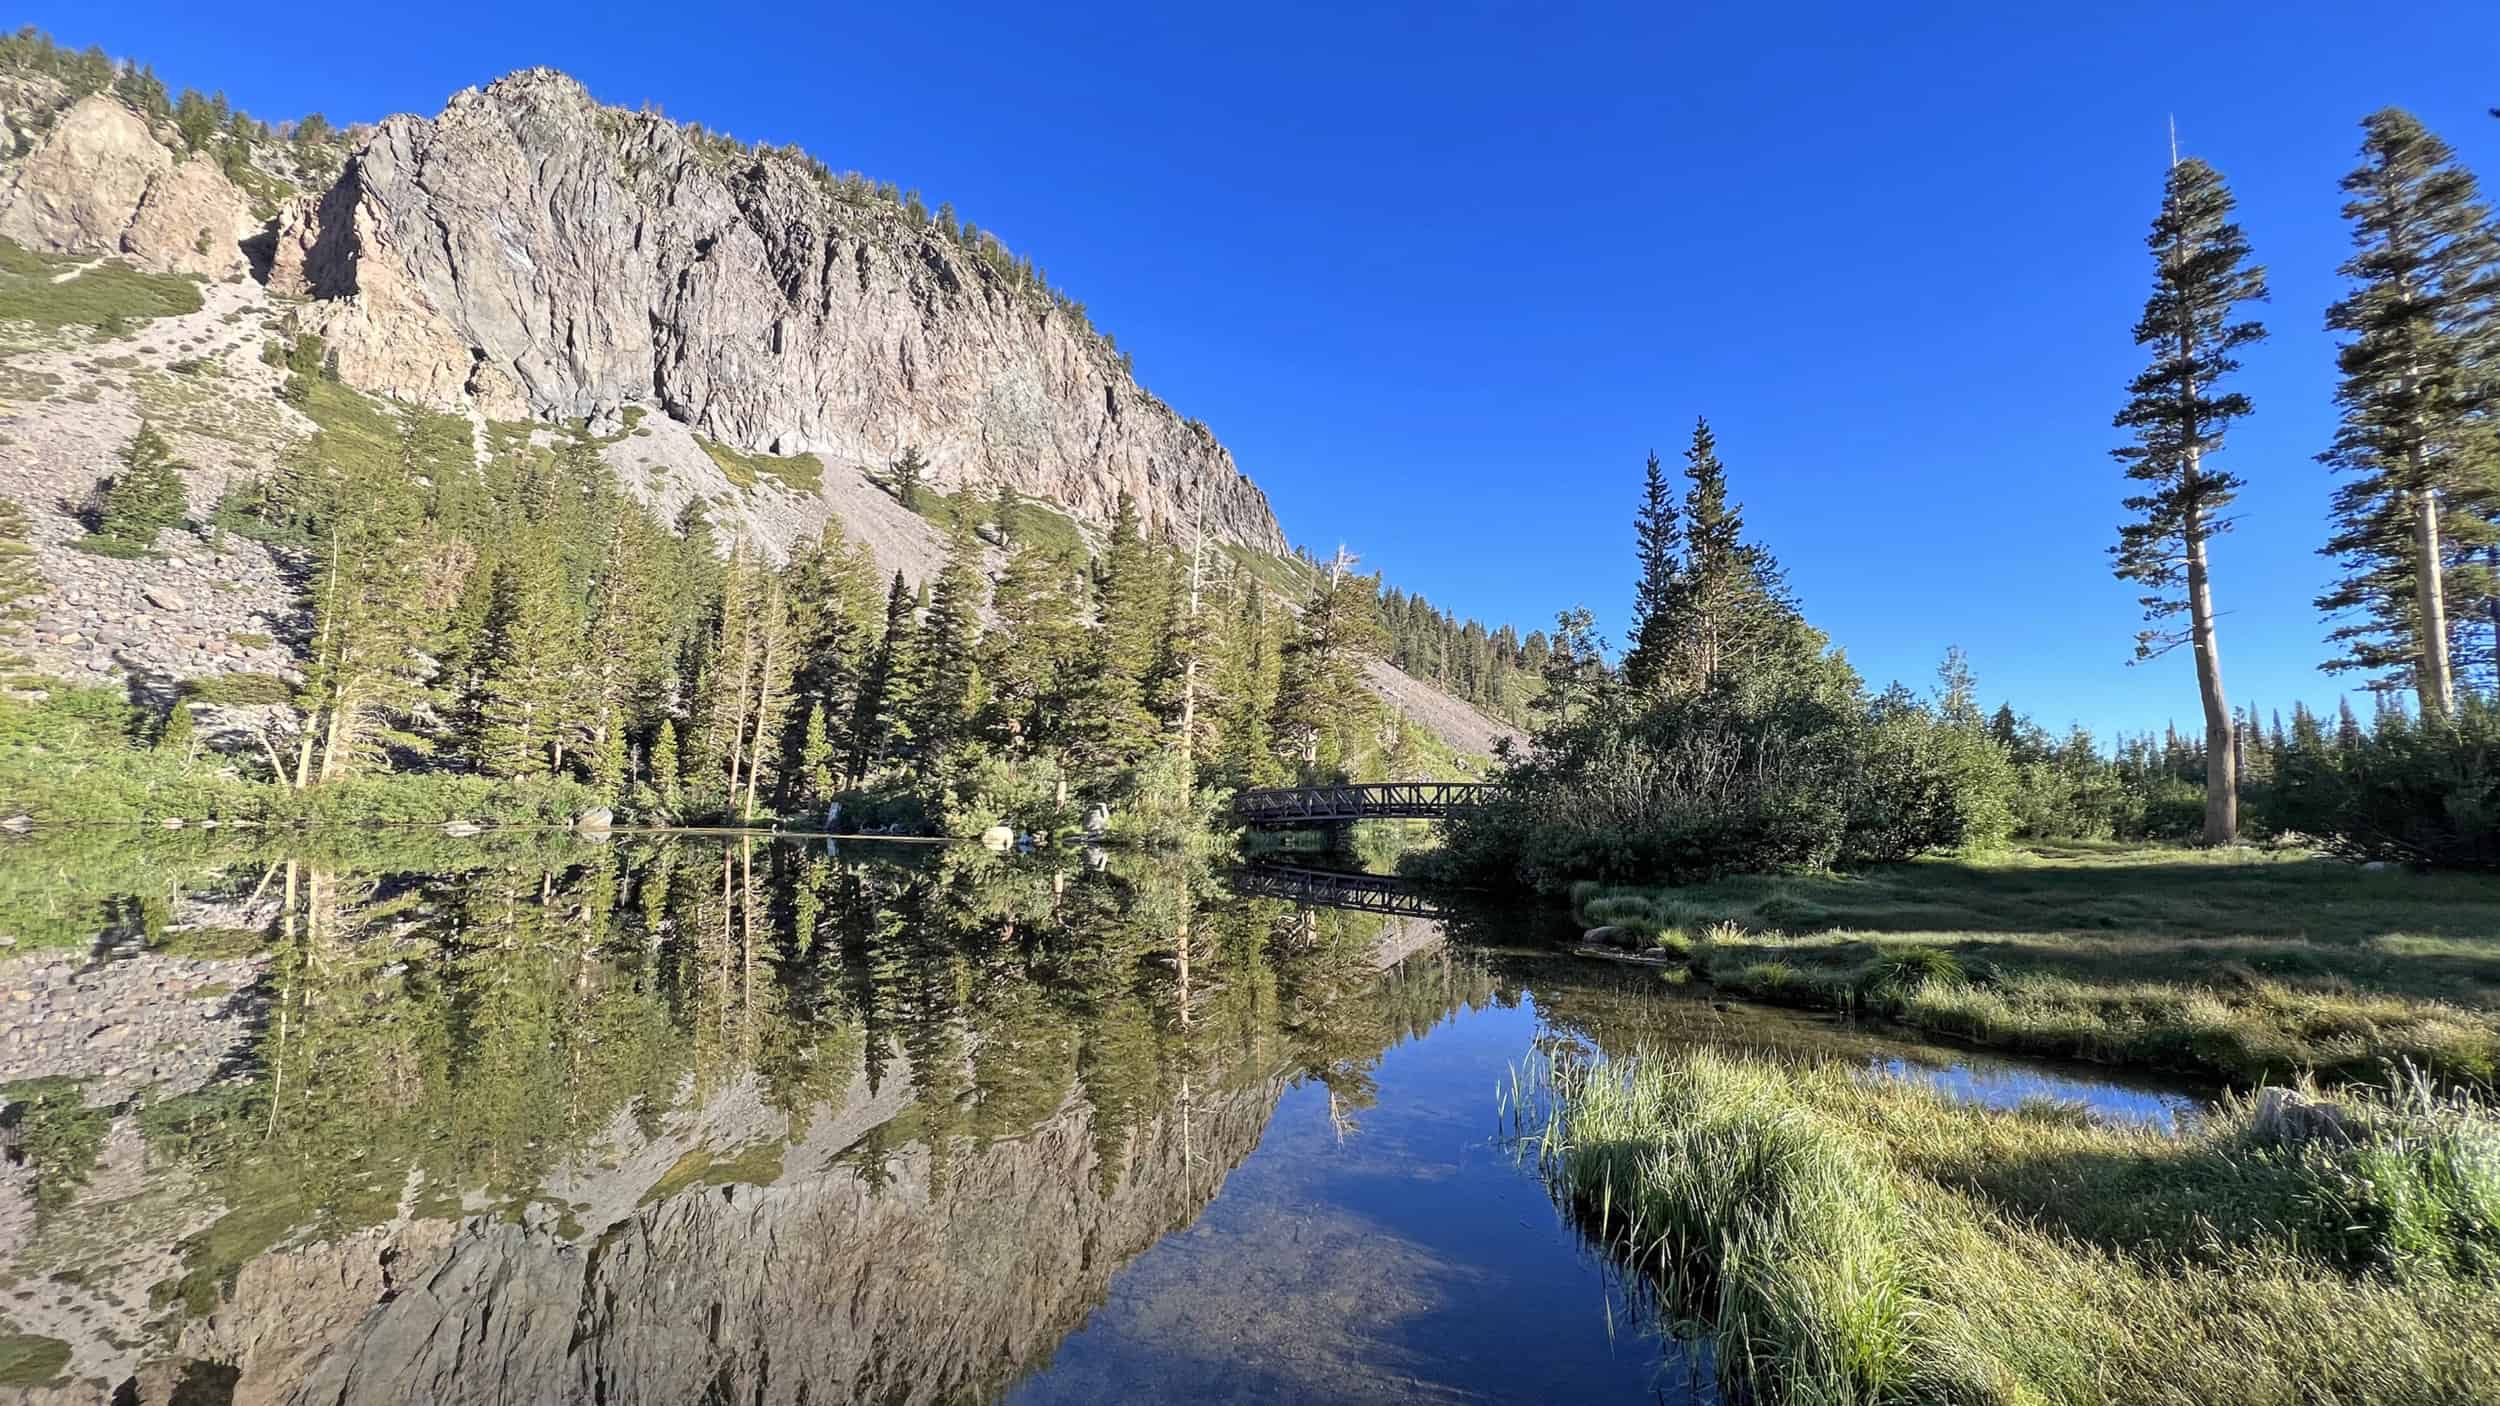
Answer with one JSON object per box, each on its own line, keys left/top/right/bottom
{"left": 0, "top": 94, "right": 254, "bottom": 276}
{"left": 271, "top": 69, "right": 1287, "bottom": 551}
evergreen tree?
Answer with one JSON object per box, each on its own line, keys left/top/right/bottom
{"left": 887, "top": 446, "right": 929, "bottom": 510}
{"left": 911, "top": 516, "right": 988, "bottom": 772}
{"left": 1217, "top": 579, "right": 1286, "bottom": 785}
{"left": 649, "top": 719, "right": 684, "bottom": 815}
{"left": 1270, "top": 552, "right": 1386, "bottom": 780}
{"left": 294, "top": 450, "right": 443, "bottom": 785}
{"left": 1067, "top": 493, "right": 1165, "bottom": 780}
{"left": 796, "top": 702, "right": 836, "bottom": 810}
{"left": 96, "top": 421, "right": 187, "bottom": 546}
{"left": 985, "top": 541, "right": 1088, "bottom": 752}
{"left": 776, "top": 525, "right": 879, "bottom": 807}
{"left": 1622, "top": 449, "right": 1681, "bottom": 691}
{"left": 2318, "top": 110, "right": 2500, "bottom": 716}
{"left": 849, "top": 572, "right": 919, "bottom": 783}
{"left": 464, "top": 542, "right": 582, "bottom": 780}
{"left": 2111, "top": 155, "right": 2269, "bottom": 844}
{"left": 1655, "top": 419, "right": 1795, "bottom": 690}
{"left": 583, "top": 511, "right": 670, "bottom": 767}
{"left": 690, "top": 544, "right": 761, "bottom": 812}
{"left": 739, "top": 574, "right": 795, "bottom": 819}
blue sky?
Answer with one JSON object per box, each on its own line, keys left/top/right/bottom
{"left": 41, "top": 1, "right": 2500, "bottom": 738}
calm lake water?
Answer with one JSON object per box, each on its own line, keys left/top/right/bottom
{"left": 0, "top": 834, "right": 2196, "bottom": 1404}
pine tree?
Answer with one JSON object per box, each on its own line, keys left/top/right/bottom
{"left": 690, "top": 544, "right": 760, "bottom": 812}
{"left": 887, "top": 446, "right": 929, "bottom": 510}
{"left": 776, "top": 525, "right": 879, "bottom": 807}
{"left": 465, "top": 542, "right": 582, "bottom": 779}
{"left": 650, "top": 719, "right": 684, "bottom": 814}
{"left": 96, "top": 421, "right": 187, "bottom": 547}
{"left": 796, "top": 702, "right": 836, "bottom": 810}
{"left": 849, "top": 572, "right": 919, "bottom": 783}
{"left": 1655, "top": 419, "right": 1795, "bottom": 690}
{"left": 985, "top": 541, "right": 1088, "bottom": 752}
{"left": 590, "top": 703, "right": 628, "bottom": 797}
{"left": 2319, "top": 110, "right": 2500, "bottom": 716}
{"left": 911, "top": 516, "right": 987, "bottom": 771}
{"left": 1067, "top": 494, "right": 1164, "bottom": 779}
{"left": 583, "top": 511, "right": 670, "bottom": 766}
{"left": 1217, "top": 580, "right": 1286, "bottom": 785}
{"left": 739, "top": 574, "right": 795, "bottom": 819}
{"left": 0, "top": 499, "right": 37, "bottom": 669}
{"left": 1270, "top": 550, "right": 1386, "bottom": 780}
{"left": 293, "top": 442, "right": 444, "bottom": 786}
{"left": 1622, "top": 449, "right": 1681, "bottom": 692}
{"left": 2112, "top": 154, "right": 2270, "bottom": 844}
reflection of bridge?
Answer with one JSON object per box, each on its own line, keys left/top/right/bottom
{"left": 1230, "top": 782, "right": 1503, "bottom": 828}
{"left": 1226, "top": 865, "right": 1467, "bottom": 921}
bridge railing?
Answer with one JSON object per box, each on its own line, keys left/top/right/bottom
{"left": 1231, "top": 781, "right": 1504, "bottom": 825}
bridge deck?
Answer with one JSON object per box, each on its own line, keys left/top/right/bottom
{"left": 1226, "top": 864, "right": 1465, "bottom": 919}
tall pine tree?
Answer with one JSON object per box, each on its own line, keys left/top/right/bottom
{"left": 1654, "top": 419, "right": 1795, "bottom": 690}
{"left": 1622, "top": 449, "right": 1680, "bottom": 692}
{"left": 2111, "top": 154, "right": 2269, "bottom": 844}
{"left": 2318, "top": 109, "right": 2500, "bottom": 715}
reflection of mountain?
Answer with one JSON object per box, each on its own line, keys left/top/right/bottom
{"left": 175, "top": 1073, "right": 1285, "bottom": 1406}
{"left": 0, "top": 838, "right": 1481, "bottom": 1405}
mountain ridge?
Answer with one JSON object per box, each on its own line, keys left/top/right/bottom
{"left": 0, "top": 47, "right": 1526, "bottom": 759}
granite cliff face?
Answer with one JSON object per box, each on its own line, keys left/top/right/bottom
{"left": 267, "top": 69, "right": 1285, "bottom": 551}
{"left": 0, "top": 93, "right": 257, "bottom": 276}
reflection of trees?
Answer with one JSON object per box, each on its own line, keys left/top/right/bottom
{"left": 111, "top": 836, "right": 1504, "bottom": 1328}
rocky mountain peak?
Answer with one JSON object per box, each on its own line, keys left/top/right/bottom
{"left": 260, "top": 67, "right": 1288, "bottom": 550}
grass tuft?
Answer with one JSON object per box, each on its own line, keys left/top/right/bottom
{"left": 1521, "top": 1047, "right": 2500, "bottom": 1405}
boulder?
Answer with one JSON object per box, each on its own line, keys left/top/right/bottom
{"left": 0, "top": 94, "right": 171, "bottom": 255}
{"left": 979, "top": 825, "right": 1014, "bottom": 850}
{"left": 573, "top": 807, "right": 615, "bottom": 831}
{"left": 2248, "top": 1087, "right": 2364, "bottom": 1149}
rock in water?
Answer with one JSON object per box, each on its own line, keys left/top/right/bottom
{"left": 269, "top": 69, "right": 1287, "bottom": 553}
{"left": 573, "top": 807, "right": 615, "bottom": 832}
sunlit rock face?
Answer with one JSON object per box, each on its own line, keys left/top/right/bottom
{"left": 0, "top": 93, "right": 256, "bottom": 276}
{"left": 267, "top": 69, "right": 1287, "bottom": 553}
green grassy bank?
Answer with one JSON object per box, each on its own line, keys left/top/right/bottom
{"left": 1524, "top": 1048, "right": 2500, "bottom": 1405}
{"left": 1569, "top": 842, "right": 2500, "bottom": 1088}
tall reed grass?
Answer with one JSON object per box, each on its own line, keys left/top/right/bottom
{"left": 1511, "top": 1048, "right": 2500, "bottom": 1405}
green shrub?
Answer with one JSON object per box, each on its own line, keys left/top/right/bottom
{"left": 2269, "top": 700, "right": 2500, "bottom": 869}
{"left": 1854, "top": 943, "right": 1967, "bottom": 1003}
{"left": 93, "top": 421, "right": 188, "bottom": 545}
{"left": 940, "top": 750, "right": 1076, "bottom": 837}
{"left": 1443, "top": 656, "right": 2017, "bottom": 888}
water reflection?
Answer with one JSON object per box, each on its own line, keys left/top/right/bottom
{"left": 0, "top": 836, "right": 2206, "bottom": 1405}
{"left": 0, "top": 835, "right": 1688, "bottom": 1404}
{"left": 1867, "top": 1055, "right": 2202, "bottom": 1131}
